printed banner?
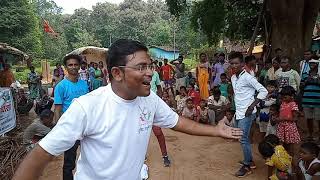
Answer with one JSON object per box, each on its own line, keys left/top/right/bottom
{"left": 0, "top": 88, "right": 16, "bottom": 135}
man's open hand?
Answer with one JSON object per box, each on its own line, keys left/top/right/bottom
{"left": 216, "top": 119, "right": 243, "bottom": 139}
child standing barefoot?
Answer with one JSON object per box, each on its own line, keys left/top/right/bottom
{"left": 266, "top": 104, "right": 279, "bottom": 136}
{"left": 276, "top": 86, "right": 301, "bottom": 155}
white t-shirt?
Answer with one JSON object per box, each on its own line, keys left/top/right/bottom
{"left": 39, "top": 84, "right": 178, "bottom": 180}
{"left": 208, "top": 95, "right": 229, "bottom": 106}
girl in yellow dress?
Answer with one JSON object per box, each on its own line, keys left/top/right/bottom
{"left": 258, "top": 134, "right": 292, "bottom": 180}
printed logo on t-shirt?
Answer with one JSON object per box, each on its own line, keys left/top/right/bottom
{"left": 278, "top": 77, "right": 289, "bottom": 88}
{"left": 138, "top": 106, "right": 152, "bottom": 133}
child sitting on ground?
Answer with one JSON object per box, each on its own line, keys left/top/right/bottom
{"left": 208, "top": 88, "right": 230, "bottom": 123}
{"left": 182, "top": 98, "right": 197, "bottom": 120}
{"left": 266, "top": 104, "right": 280, "bottom": 136}
{"left": 258, "top": 134, "right": 292, "bottom": 180}
{"left": 23, "top": 109, "right": 54, "bottom": 151}
{"left": 187, "top": 82, "right": 200, "bottom": 107}
{"left": 175, "top": 86, "right": 188, "bottom": 115}
{"left": 297, "top": 142, "right": 320, "bottom": 180}
{"left": 197, "top": 99, "right": 209, "bottom": 124}
{"left": 35, "top": 89, "right": 53, "bottom": 115}
{"left": 225, "top": 109, "right": 236, "bottom": 127}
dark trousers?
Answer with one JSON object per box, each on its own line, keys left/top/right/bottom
{"left": 63, "top": 140, "right": 80, "bottom": 180}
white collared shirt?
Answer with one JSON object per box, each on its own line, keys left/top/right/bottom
{"left": 231, "top": 71, "right": 268, "bottom": 119}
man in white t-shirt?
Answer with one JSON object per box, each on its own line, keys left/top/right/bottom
{"left": 13, "top": 39, "right": 243, "bottom": 180}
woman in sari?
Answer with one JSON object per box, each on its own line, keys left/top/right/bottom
{"left": 0, "top": 64, "right": 15, "bottom": 87}
{"left": 27, "top": 66, "right": 42, "bottom": 100}
{"left": 196, "top": 53, "right": 211, "bottom": 100}
{"left": 92, "top": 63, "right": 103, "bottom": 90}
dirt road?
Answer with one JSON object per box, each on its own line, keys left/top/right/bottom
{"left": 40, "top": 129, "right": 265, "bottom": 180}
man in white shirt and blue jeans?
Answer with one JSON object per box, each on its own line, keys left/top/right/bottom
{"left": 229, "top": 52, "right": 268, "bottom": 177}
{"left": 13, "top": 39, "right": 243, "bottom": 180}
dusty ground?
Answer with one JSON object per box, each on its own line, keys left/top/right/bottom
{"left": 19, "top": 107, "right": 310, "bottom": 180}
{"left": 39, "top": 129, "right": 266, "bottom": 180}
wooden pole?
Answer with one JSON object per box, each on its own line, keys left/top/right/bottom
{"left": 248, "top": 0, "right": 266, "bottom": 55}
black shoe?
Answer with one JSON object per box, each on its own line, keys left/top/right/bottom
{"left": 238, "top": 161, "right": 256, "bottom": 169}
{"left": 235, "top": 165, "right": 252, "bottom": 178}
{"left": 163, "top": 156, "right": 171, "bottom": 167}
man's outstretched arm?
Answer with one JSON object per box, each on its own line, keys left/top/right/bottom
{"left": 172, "top": 116, "right": 242, "bottom": 139}
{"left": 13, "top": 145, "right": 54, "bottom": 180}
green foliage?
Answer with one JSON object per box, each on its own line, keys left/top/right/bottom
{"left": 190, "top": 0, "right": 225, "bottom": 46}
{"left": 165, "top": 0, "right": 261, "bottom": 44}
{"left": 184, "top": 58, "right": 197, "bottom": 70}
{"left": 1, "top": 0, "right": 208, "bottom": 66}
{"left": 0, "top": 0, "right": 43, "bottom": 57}
{"left": 12, "top": 65, "right": 42, "bottom": 84}
{"left": 224, "top": 0, "right": 260, "bottom": 40}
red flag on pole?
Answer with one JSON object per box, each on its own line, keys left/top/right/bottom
{"left": 43, "top": 19, "right": 58, "bottom": 37}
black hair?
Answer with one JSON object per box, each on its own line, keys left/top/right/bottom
{"left": 178, "top": 55, "right": 183, "bottom": 59}
{"left": 180, "top": 86, "right": 187, "bottom": 91}
{"left": 213, "top": 89, "right": 221, "bottom": 96}
{"left": 267, "top": 80, "right": 277, "bottom": 88}
{"left": 258, "top": 134, "right": 280, "bottom": 158}
{"left": 186, "top": 98, "right": 193, "bottom": 103}
{"left": 55, "top": 63, "right": 61, "bottom": 66}
{"left": 280, "top": 86, "right": 295, "bottom": 96}
{"left": 226, "top": 109, "right": 235, "bottom": 114}
{"left": 200, "top": 99, "right": 207, "bottom": 103}
{"left": 214, "top": 53, "right": 219, "bottom": 57}
{"left": 265, "top": 134, "right": 280, "bottom": 145}
{"left": 228, "top": 51, "right": 244, "bottom": 63}
{"left": 275, "top": 48, "right": 282, "bottom": 52}
{"left": 245, "top": 55, "right": 256, "bottom": 64}
{"left": 220, "top": 73, "right": 227, "bottom": 77}
{"left": 301, "top": 142, "right": 320, "bottom": 157}
{"left": 304, "top": 49, "right": 312, "bottom": 53}
{"left": 39, "top": 109, "right": 53, "bottom": 121}
{"left": 219, "top": 53, "right": 225, "bottom": 57}
{"left": 280, "top": 56, "right": 291, "bottom": 62}
{"left": 273, "top": 57, "right": 281, "bottom": 64}
{"left": 270, "top": 104, "right": 280, "bottom": 113}
{"left": 258, "top": 140, "right": 274, "bottom": 158}
{"left": 189, "top": 82, "right": 195, "bottom": 88}
{"left": 63, "top": 54, "right": 82, "bottom": 66}
{"left": 200, "top": 52, "right": 207, "bottom": 57}
{"left": 265, "top": 60, "right": 272, "bottom": 64}
{"left": 107, "top": 39, "right": 148, "bottom": 80}
{"left": 164, "top": 58, "right": 168, "bottom": 62}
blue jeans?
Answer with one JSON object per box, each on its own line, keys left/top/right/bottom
{"left": 235, "top": 114, "right": 256, "bottom": 166}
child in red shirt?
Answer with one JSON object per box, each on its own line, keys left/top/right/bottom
{"left": 187, "top": 82, "right": 200, "bottom": 107}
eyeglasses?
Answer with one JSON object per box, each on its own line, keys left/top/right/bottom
{"left": 118, "top": 64, "right": 155, "bottom": 72}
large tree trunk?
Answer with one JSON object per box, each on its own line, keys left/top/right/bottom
{"left": 269, "top": 0, "right": 320, "bottom": 67}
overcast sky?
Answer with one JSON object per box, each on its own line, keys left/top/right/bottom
{"left": 53, "top": 0, "right": 124, "bottom": 14}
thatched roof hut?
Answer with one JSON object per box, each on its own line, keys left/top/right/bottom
{"left": 68, "top": 46, "right": 108, "bottom": 65}
{"left": 0, "top": 43, "right": 30, "bottom": 66}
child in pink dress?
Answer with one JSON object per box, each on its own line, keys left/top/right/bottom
{"left": 276, "top": 86, "right": 301, "bottom": 156}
